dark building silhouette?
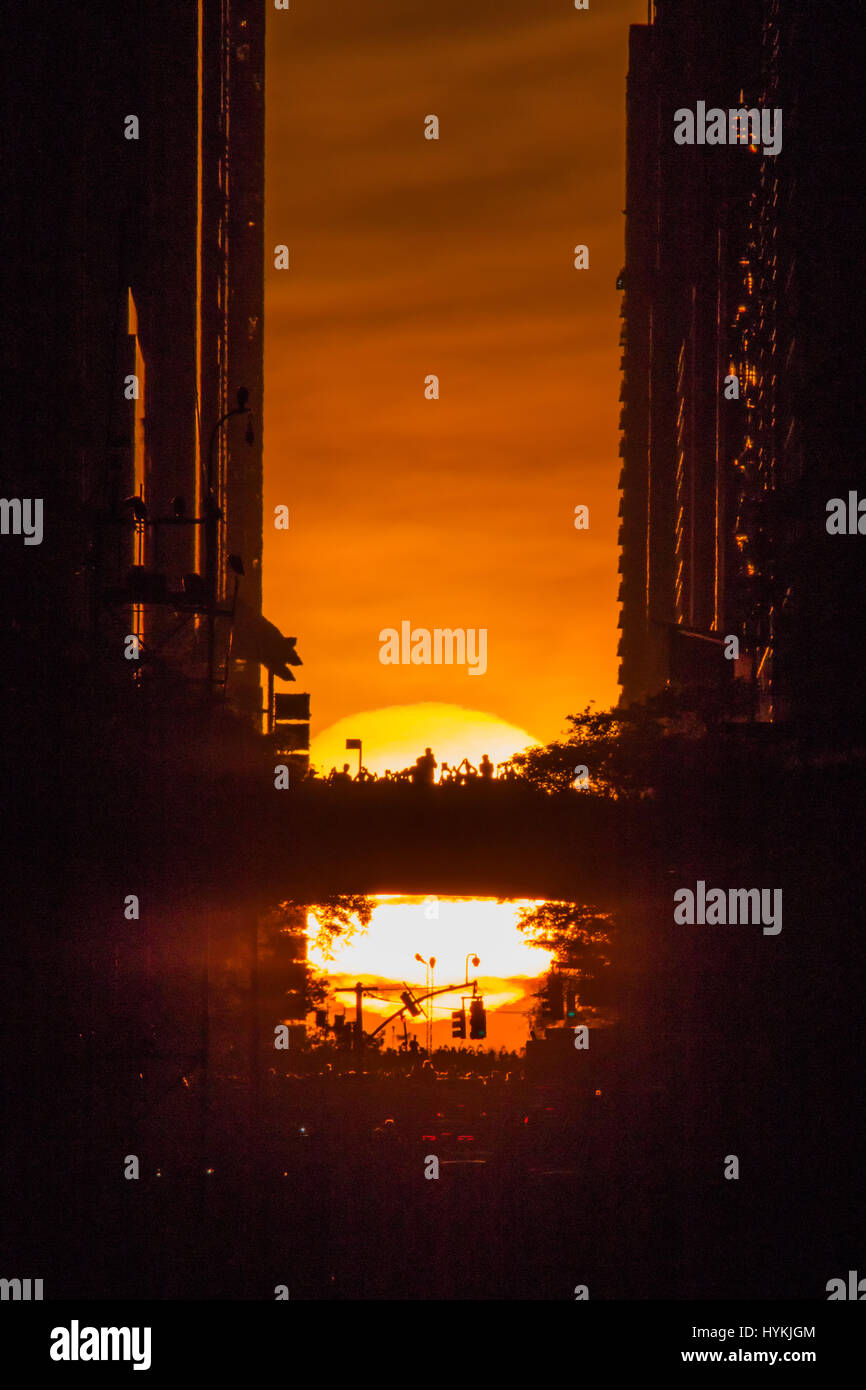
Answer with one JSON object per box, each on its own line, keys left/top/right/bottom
{"left": 1, "top": 5, "right": 282, "bottom": 1301}
{"left": 617, "top": 0, "right": 862, "bottom": 739}
{"left": 1, "top": 0, "right": 267, "bottom": 732}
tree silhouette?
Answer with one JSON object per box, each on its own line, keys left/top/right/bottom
{"left": 508, "top": 685, "right": 773, "bottom": 803}
{"left": 517, "top": 900, "right": 616, "bottom": 1012}
{"left": 259, "top": 894, "right": 376, "bottom": 1021}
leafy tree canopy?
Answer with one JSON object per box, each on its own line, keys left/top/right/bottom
{"left": 517, "top": 900, "right": 614, "bottom": 971}
{"left": 508, "top": 683, "right": 763, "bottom": 798}
{"left": 303, "top": 894, "right": 376, "bottom": 960}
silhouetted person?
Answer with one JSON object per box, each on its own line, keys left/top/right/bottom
{"left": 479, "top": 753, "right": 494, "bottom": 780}
{"left": 334, "top": 762, "right": 351, "bottom": 784}
{"left": 419, "top": 747, "right": 437, "bottom": 786}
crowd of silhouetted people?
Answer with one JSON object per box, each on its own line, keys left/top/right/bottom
{"left": 264, "top": 1040, "right": 526, "bottom": 1083}
{"left": 315, "top": 748, "right": 522, "bottom": 787}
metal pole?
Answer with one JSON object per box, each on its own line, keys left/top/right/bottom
{"left": 367, "top": 981, "right": 465, "bottom": 1042}
{"left": 354, "top": 982, "right": 364, "bottom": 1055}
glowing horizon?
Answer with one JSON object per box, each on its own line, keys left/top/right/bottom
{"left": 310, "top": 701, "right": 539, "bottom": 777}
{"left": 307, "top": 894, "right": 553, "bottom": 1049}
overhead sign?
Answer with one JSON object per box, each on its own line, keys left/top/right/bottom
{"left": 274, "top": 723, "right": 310, "bottom": 752}
{"left": 274, "top": 692, "right": 310, "bottom": 721}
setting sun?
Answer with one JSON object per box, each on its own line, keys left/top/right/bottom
{"left": 307, "top": 894, "right": 553, "bottom": 1049}
{"left": 310, "top": 701, "right": 538, "bottom": 777}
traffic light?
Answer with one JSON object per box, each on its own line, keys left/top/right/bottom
{"left": 542, "top": 974, "right": 564, "bottom": 1021}
{"left": 400, "top": 989, "right": 422, "bottom": 1017}
{"left": 451, "top": 1008, "right": 466, "bottom": 1039}
{"left": 565, "top": 984, "right": 577, "bottom": 1020}
{"left": 469, "top": 999, "right": 486, "bottom": 1040}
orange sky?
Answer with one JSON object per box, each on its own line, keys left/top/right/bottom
{"left": 308, "top": 895, "right": 553, "bottom": 1052}
{"left": 264, "top": 0, "right": 646, "bottom": 746}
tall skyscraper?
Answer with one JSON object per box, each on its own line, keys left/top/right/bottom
{"left": 617, "top": 0, "right": 862, "bottom": 741}
{"left": 1, "top": 1, "right": 267, "bottom": 734}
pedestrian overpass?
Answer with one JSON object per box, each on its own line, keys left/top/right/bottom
{"left": 255, "top": 781, "right": 655, "bottom": 906}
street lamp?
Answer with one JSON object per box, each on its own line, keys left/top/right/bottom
{"left": 465, "top": 953, "right": 480, "bottom": 984}
{"left": 345, "top": 737, "right": 362, "bottom": 778}
{"left": 414, "top": 953, "right": 436, "bottom": 1054}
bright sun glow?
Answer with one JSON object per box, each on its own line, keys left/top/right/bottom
{"left": 310, "top": 702, "right": 538, "bottom": 777}
{"left": 307, "top": 895, "right": 553, "bottom": 1050}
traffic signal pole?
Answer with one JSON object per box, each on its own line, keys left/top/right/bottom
{"left": 354, "top": 981, "right": 364, "bottom": 1054}
{"left": 366, "top": 980, "right": 477, "bottom": 1044}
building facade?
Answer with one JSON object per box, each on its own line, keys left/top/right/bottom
{"left": 617, "top": 0, "right": 862, "bottom": 741}
{"left": 1, "top": 0, "right": 267, "bottom": 736}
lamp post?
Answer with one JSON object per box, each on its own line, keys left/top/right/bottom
{"left": 354, "top": 981, "right": 364, "bottom": 1055}
{"left": 345, "top": 738, "right": 362, "bottom": 778}
{"left": 414, "top": 952, "right": 436, "bottom": 1054}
